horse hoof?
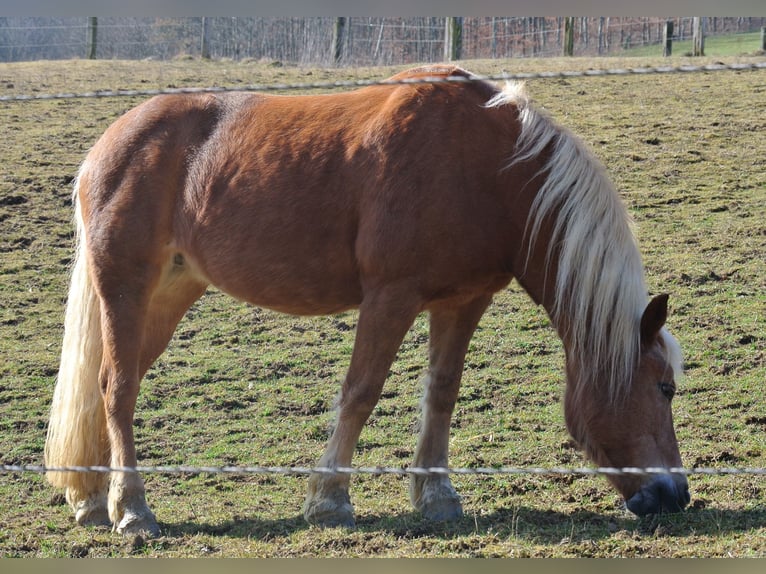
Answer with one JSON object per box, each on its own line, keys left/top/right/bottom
{"left": 303, "top": 496, "right": 355, "bottom": 528}
{"left": 412, "top": 479, "right": 463, "bottom": 522}
{"left": 115, "top": 511, "right": 161, "bottom": 538}
{"left": 75, "top": 505, "right": 111, "bottom": 528}
{"left": 73, "top": 495, "right": 111, "bottom": 527}
{"left": 418, "top": 493, "right": 463, "bottom": 522}
{"left": 305, "top": 506, "right": 355, "bottom": 528}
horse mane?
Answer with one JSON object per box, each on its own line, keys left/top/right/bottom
{"left": 487, "top": 82, "right": 669, "bottom": 403}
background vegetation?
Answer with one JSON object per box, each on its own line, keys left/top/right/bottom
{"left": 0, "top": 52, "right": 764, "bottom": 557}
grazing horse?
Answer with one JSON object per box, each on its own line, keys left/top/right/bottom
{"left": 45, "top": 65, "right": 689, "bottom": 537}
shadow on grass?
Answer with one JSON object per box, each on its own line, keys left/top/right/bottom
{"left": 162, "top": 505, "right": 766, "bottom": 544}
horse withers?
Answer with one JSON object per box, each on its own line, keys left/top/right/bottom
{"left": 45, "top": 66, "right": 689, "bottom": 536}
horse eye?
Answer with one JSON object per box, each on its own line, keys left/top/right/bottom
{"left": 658, "top": 382, "right": 675, "bottom": 400}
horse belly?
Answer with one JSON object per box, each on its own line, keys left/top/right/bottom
{"left": 211, "top": 255, "right": 363, "bottom": 317}
{"left": 184, "top": 201, "right": 363, "bottom": 316}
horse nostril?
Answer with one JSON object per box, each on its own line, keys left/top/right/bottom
{"left": 626, "top": 475, "right": 689, "bottom": 516}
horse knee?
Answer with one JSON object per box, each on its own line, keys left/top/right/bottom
{"left": 422, "top": 372, "right": 461, "bottom": 414}
{"left": 336, "top": 384, "right": 381, "bottom": 420}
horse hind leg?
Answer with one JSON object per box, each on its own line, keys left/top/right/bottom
{"left": 410, "top": 295, "right": 491, "bottom": 521}
{"left": 102, "top": 257, "right": 206, "bottom": 537}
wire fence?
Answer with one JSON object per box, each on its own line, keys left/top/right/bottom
{"left": 1, "top": 59, "right": 764, "bottom": 484}
{"left": 1, "top": 17, "right": 765, "bottom": 64}
{"left": 1, "top": 61, "right": 765, "bottom": 103}
{"left": 3, "top": 464, "right": 766, "bottom": 478}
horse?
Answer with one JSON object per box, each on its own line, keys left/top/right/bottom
{"left": 44, "top": 65, "right": 689, "bottom": 537}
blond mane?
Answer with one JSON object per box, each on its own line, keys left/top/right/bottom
{"left": 488, "top": 82, "right": 680, "bottom": 402}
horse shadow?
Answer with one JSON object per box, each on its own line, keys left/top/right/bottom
{"left": 162, "top": 505, "right": 765, "bottom": 545}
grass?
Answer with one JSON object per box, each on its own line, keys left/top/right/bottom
{"left": 0, "top": 54, "right": 764, "bottom": 557}
{"left": 621, "top": 31, "right": 765, "bottom": 58}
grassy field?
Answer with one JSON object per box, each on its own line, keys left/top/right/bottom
{"left": 622, "top": 31, "right": 765, "bottom": 58}
{"left": 0, "top": 55, "right": 764, "bottom": 558}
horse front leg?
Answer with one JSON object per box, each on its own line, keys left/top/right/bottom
{"left": 410, "top": 295, "right": 492, "bottom": 521}
{"left": 303, "top": 287, "right": 420, "bottom": 527}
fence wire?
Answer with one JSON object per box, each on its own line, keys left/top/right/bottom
{"left": 1, "top": 61, "right": 765, "bottom": 103}
{"left": 1, "top": 59, "right": 764, "bottom": 483}
{"left": 2, "top": 464, "right": 765, "bottom": 478}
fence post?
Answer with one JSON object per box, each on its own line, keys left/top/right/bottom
{"left": 563, "top": 17, "right": 574, "bottom": 56}
{"left": 86, "top": 17, "right": 97, "bottom": 60}
{"left": 761, "top": 27, "right": 766, "bottom": 51}
{"left": 201, "top": 17, "right": 211, "bottom": 59}
{"left": 597, "top": 17, "right": 605, "bottom": 55}
{"left": 332, "top": 17, "right": 346, "bottom": 65}
{"left": 444, "top": 17, "right": 462, "bottom": 61}
{"left": 692, "top": 17, "right": 705, "bottom": 56}
{"left": 663, "top": 20, "right": 674, "bottom": 57}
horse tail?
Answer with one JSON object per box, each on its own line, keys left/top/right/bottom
{"left": 45, "top": 166, "right": 109, "bottom": 500}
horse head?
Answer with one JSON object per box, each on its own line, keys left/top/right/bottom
{"left": 565, "top": 294, "right": 690, "bottom": 515}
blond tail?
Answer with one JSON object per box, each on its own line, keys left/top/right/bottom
{"left": 44, "top": 172, "right": 109, "bottom": 504}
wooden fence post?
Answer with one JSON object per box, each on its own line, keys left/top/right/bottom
{"left": 761, "top": 27, "right": 766, "bottom": 51}
{"left": 444, "top": 17, "right": 462, "bottom": 61}
{"left": 597, "top": 17, "right": 605, "bottom": 55}
{"left": 692, "top": 17, "right": 705, "bottom": 56}
{"left": 86, "top": 17, "right": 97, "bottom": 59}
{"left": 200, "top": 17, "right": 211, "bottom": 59}
{"left": 563, "top": 17, "right": 574, "bottom": 56}
{"left": 332, "top": 17, "right": 346, "bottom": 65}
{"left": 663, "top": 20, "right": 674, "bottom": 57}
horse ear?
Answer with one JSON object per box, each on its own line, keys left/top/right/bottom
{"left": 640, "top": 294, "right": 669, "bottom": 347}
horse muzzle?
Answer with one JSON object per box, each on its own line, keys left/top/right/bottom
{"left": 625, "top": 474, "right": 690, "bottom": 516}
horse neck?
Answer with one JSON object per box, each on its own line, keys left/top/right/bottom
{"left": 508, "top": 205, "right": 576, "bottom": 356}
{"left": 510, "top": 196, "right": 640, "bottom": 408}
{"left": 499, "top": 153, "right": 573, "bottom": 346}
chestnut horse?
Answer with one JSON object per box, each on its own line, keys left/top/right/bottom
{"left": 45, "top": 66, "right": 688, "bottom": 537}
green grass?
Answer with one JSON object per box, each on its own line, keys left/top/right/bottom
{"left": 0, "top": 55, "right": 764, "bottom": 557}
{"left": 622, "top": 31, "right": 764, "bottom": 58}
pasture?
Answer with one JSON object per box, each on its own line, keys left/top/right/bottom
{"left": 0, "top": 56, "right": 764, "bottom": 557}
